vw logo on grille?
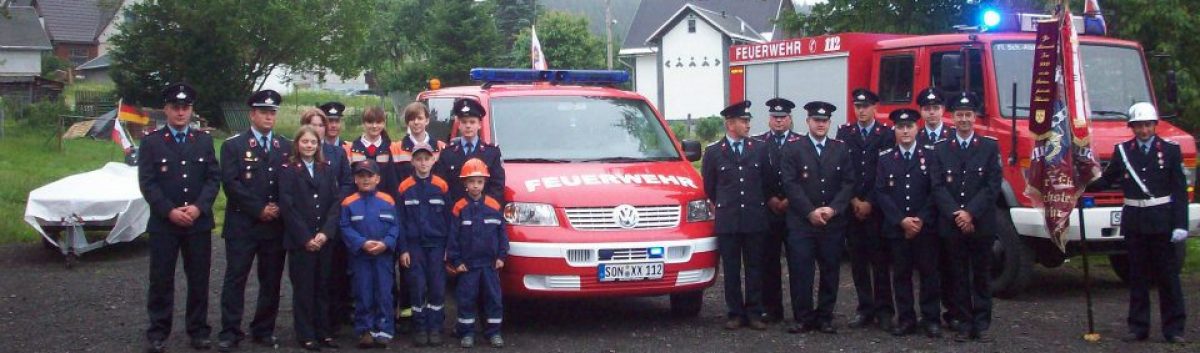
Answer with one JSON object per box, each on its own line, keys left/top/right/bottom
{"left": 613, "top": 205, "right": 639, "bottom": 229}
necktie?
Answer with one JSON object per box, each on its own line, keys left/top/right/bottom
{"left": 733, "top": 141, "right": 743, "bottom": 156}
{"left": 929, "top": 132, "right": 937, "bottom": 142}
{"left": 861, "top": 126, "right": 869, "bottom": 138}
{"left": 1142, "top": 143, "right": 1150, "bottom": 154}
{"left": 465, "top": 142, "right": 475, "bottom": 155}
{"left": 175, "top": 132, "right": 185, "bottom": 144}
{"left": 776, "top": 134, "right": 785, "bottom": 146}
{"left": 904, "top": 151, "right": 912, "bottom": 161}
{"left": 260, "top": 136, "right": 270, "bottom": 152}
{"left": 815, "top": 143, "right": 824, "bottom": 156}
{"left": 960, "top": 140, "right": 968, "bottom": 150}
{"left": 307, "top": 164, "right": 314, "bottom": 177}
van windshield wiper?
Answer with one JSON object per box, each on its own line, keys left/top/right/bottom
{"left": 505, "top": 158, "right": 572, "bottom": 163}
{"left": 579, "top": 156, "right": 657, "bottom": 163}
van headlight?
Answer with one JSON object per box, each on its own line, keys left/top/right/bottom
{"left": 686, "top": 199, "right": 714, "bottom": 222}
{"left": 503, "top": 202, "right": 558, "bottom": 226}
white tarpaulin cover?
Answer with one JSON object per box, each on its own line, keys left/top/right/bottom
{"left": 24, "top": 162, "right": 149, "bottom": 247}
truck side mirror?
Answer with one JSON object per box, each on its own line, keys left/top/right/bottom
{"left": 681, "top": 140, "right": 702, "bottom": 162}
{"left": 1166, "top": 69, "right": 1179, "bottom": 107}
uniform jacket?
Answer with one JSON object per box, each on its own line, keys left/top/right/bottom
{"left": 872, "top": 145, "right": 939, "bottom": 239}
{"left": 753, "top": 130, "right": 804, "bottom": 200}
{"left": 397, "top": 174, "right": 453, "bottom": 248}
{"left": 345, "top": 136, "right": 402, "bottom": 199}
{"left": 779, "top": 135, "right": 857, "bottom": 235}
{"left": 701, "top": 136, "right": 775, "bottom": 233}
{"left": 448, "top": 196, "right": 509, "bottom": 270}
{"left": 339, "top": 191, "right": 402, "bottom": 257}
{"left": 930, "top": 135, "right": 1002, "bottom": 238}
{"left": 323, "top": 142, "right": 354, "bottom": 197}
{"left": 138, "top": 127, "right": 221, "bottom": 233}
{"left": 221, "top": 130, "right": 291, "bottom": 239}
{"left": 394, "top": 134, "right": 447, "bottom": 180}
{"left": 917, "top": 124, "right": 955, "bottom": 148}
{"left": 837, "top": 121, "right": 895, "bottom": 200}
{"left": 279, "top": 160, "right": 342, "bottom": 251}
{"left": 1094, "top": 137, "right": 1188, "bottom": 234}
{"left": 435, "top": 137, "right": 505, "bottom": 203}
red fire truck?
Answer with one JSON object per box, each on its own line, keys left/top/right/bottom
{"left": 418, "top": 69, "right": 716, "bottom": 315}
{"left": 728, "top": 14, "right": 1198, "bottom": 297}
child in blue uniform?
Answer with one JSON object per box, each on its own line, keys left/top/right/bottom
{"left": 339, "top": 160, "right": 402, "bottom": 348}
{"left": 397, "top": 143, "right": 452, "bottom": 347}
{"left": 448, "top": 158, "right": 509, "bottom": 348}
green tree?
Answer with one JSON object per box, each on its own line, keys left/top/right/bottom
{"left": 495, "top": 0, "right": 541, "bottom": 48}
{"left": 109, "top": 0, "right": 375, "bottom": 126}
{"left": 416, "top": 0, "right": 505, "bottom": 88}
{"left": 1103, "top": 0, "right": 1200, "bottom": 132}
{"left": 778, "top": 0, "right": 983, "bottom": 36}
{"left": 506, "top": 11, "right": 606, "bottom": 69}
{"left": 364, "top": 0, "right": 431, "bottom": 93}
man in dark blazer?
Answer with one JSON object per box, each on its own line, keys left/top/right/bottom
{"left": 139, "top": 83, "right": 221, "bottom": 353}
{"left": 218, "top": 90, "right": 293, "bottom": 352}
{"left": 702, "top": 100, "right": 775, "bottom": 331}
{"left": 752, "top": 97, "right": 804, "bottom": 323}
{"left": 780, "top": 101, "right": 856, "bottom": 335}
{"left": 915, "top": 86, "right": 959, "bottom": 329}
{"left": 434, "top": 98, "right": 505, "bottom": 203}
{"left": 930, "top": 92, "right": 1001, "bottom": 343}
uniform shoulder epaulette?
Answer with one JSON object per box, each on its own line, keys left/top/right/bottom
{"left": 452, "top": 198, "right": 470, "bottom": 216}
{"left": 934, "top": 138, "right": 951, "bottom": 145}
{"left": 923, "top": 145, "right": 935, "bottom": 150}
{"left": 829, "top": 138, "right": 843, "bottom": 143}
{"left": 878, "top": 148, "right": 894, "bottom": 156}
{"left": 707, "top": 140, "right": 723, "bottom": 148}
{"left": 398, "top": 177, "right": 417, "bottom": 194}
{"left": 841, "top": 122, "right": 853, "bottom": 128}
{"left": 981, "top": 135, "right": 997, "bottom": 140}
{"left": 376, "top": 192, "right": 395, "bottom": 206}
{"left": 1163, "top": 138, "right": 1179, "bottom": 145}
{"left": 436, "top": 140, "right": 448, "bottom": 149}
{"left": 748, "top": 136, "right": 766, "bottom": 143}
{"left": 341, "top": 193, "right": 361, "bottom": 207}
{"left": 483, "top": 196, "right": 502, "bottom": 211}
{"left": 430, "top": 175, "right": 450, "bottom": 194}
{"left": 225, "top": 133, "right": 242, "bottom": 141}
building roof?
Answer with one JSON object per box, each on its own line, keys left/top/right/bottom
{"left": 621, "top": 0, "right": 790, "bottom": 52}
{"left": 644, "top": 3, "right": 766, "bottom": 45}
{"left": 0, "top": 6, "right": 53, "bottom": 50}
{"left": 37, "top": 0, "right": 104, "bottom": 43}
{"left": 76, "top": 52, "right": 110, "bottom": 70}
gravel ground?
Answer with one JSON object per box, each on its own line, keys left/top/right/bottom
{"left": 0, "top": 238, "right": 1196, "bottom": 353}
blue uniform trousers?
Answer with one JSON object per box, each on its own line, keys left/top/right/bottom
{"left": 351, "top": 254, "right": 396, "bottom": 338}
{"left": 406, "top": 245, "right": 447, "bottom": 333}
{"left": 455, "top": 266, "right": 502, "bottom": 338}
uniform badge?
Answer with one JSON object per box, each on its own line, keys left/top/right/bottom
{"left": 249, "top": 138, "right": 258, "bottom": 148}
{"left": 161, "top": 165, "right": 168, "bottom": 172}
{"left": 802, "top": 172, "right": 808, "bottom": 179}
{"left": 273, "top": 139, "right": 280, "bottom": 149}
{"left": 245, "top": 172, "right": 253, "bottom": 180}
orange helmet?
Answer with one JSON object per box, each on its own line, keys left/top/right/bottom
{"left": 459, "top": 158, "right": 490, "bottom": 178}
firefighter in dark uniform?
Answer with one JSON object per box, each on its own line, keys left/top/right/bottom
{"left": 753, "top": 97, "right": 803, "bottom": 323}
{"left": 434, "top": 98, "right": 505, "bottom": 203}
{"left": 873, "top": 108, "right": 942, "bottom": 338}
{"left": 1090, "top": 102, "right": 1188, "bottom": 344}
{"left": 140, "top": 83, "right": 221, "bottom": 353}
{"left": 837, "top": 88, "right": 895, "bottom": 331}
{"left": 701, "top": 100, "right": 775, "bottom": 330}
{"left": 780, "top": 101, "right": 856, "bottom": 334}
{"left": 929, "top": 92, "right": 1001, "bottom": 343}
{"left": 218, "top": 89, "right": 293, "bottom": 352}
{"left": 319, "top": 101, "right": 356, "bottom": 334}
{"left": 915, "top": 87, "right": 959, "bottom": 329}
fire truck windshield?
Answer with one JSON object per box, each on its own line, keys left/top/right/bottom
{"left": 490, "top": 96, "right": 682, "bottom": 162}
{"left": 993, "top": 42, "right": 1153, "bottom": 119}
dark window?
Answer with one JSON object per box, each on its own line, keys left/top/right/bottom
{"left": 422, "top": 97, "right": 457, "bottom": 142}
{"left": 879, "top": 55, "right": 914, "bottom": 103}
{"left": 931, "top": 50, "right": 984, "bottom": 108}
{"left": 687, "top": 17, "right": 696, "bottom": 33}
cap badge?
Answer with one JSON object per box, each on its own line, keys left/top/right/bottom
{"left": 329, "top": 108, "right": 339, "bottom": 114}
{"left": 817, "top": 108, "right": 826, "bottom": 114}
{"left": 265, "top": 97, "right": 275, "bottom": 104}
{"left": 927, "top": 93, "right": 936, "bottom": 99}
{"left": 176, "top": 92, "right": 187, "bottom": 99}
{"left": 960, "top": 97, "right": 969, "bottom": 103}
{"left": 857, "top": 94, "right": 866, "bottom": 100}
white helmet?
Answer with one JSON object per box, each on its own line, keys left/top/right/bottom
{"left": 1127, "top": 102, "right": 1159, "bottom": 123}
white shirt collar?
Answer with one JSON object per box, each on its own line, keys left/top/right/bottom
{"left": 898, "top": 142, "right": 917, "bottom": 155}
{"left": 925, "top": 122, "right": 944, "bottom": 136}
{"left": 809, "top": 134, "right": 827, "bottom": 146}
{"left": 957, "top": 132, "right": 975, "bottom": 145}
{"left": 361, "top": 135, "right": 381, "bottom": 148}
{"left": 407, "top": 128, "right": 430, "bottom": 145}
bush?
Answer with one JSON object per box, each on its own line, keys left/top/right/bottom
{"left": 15, "top": 100, "right": 71, "bottom": 128}
{"left": 693, "top": 115, "right": 725, "bottom": 142}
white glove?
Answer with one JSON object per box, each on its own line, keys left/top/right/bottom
{"left": 1171, "top": 228, "right": 1189, "bottom": 243}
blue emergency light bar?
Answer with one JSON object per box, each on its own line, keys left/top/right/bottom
{"left": 470, "top": 68, "right": 629, "bottom": 85}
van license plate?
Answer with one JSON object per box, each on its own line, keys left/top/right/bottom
{"left": 598, "top": 262, "right": 664, "bottom": 282}
{"left": 1111, "top": 211, "right": 1121, "bottom": 226}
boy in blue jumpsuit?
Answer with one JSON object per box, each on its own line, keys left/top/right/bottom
{"left": 397, "top": 143, "right": 453, "bottom": 347}
{"left": 339, "top": 160, "right": 403, "bottom": 348}
{"left": 448, "top": 158, "right": 509, "bottom": 348}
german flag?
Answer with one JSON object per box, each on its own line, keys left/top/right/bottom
{"left": 117, "top": 100, "right": 149, "bottom": 125}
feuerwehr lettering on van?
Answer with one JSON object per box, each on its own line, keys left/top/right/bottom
{"left": 525, "top": 174, "right": 698, "bottom": 192}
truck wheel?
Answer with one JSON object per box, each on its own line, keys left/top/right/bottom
{"left": 670, "top": 290, "right": 704, "bottom": 317}
{"left": 991, "top": 210, "right": 1033, "bottom": 299}
{"left": 1108, "top": 254, "right": 1130, "bottom": 284}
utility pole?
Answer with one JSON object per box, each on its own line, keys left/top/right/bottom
{"left": 606, "top": 0, "right": 613, "bottom": 69}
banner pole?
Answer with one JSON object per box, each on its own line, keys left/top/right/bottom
{"left": 1078, "top": 196, "right": 1099, "bottom": 342}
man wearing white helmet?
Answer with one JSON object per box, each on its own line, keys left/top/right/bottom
{"left": 1090, "top": 102, "right": 1188, "bottom": 344}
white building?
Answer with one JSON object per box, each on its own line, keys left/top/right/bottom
{"left": 0, "top": 5, "right": 52, "bottom": 77}
{"left": 619, "top": 0, "right": 793, "bottom": 120}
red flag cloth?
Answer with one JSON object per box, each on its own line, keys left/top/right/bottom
{"left": 1024, "top": 8, "right": 1102, "bottom": 252}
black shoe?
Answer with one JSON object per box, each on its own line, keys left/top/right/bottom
{"left": 300, "top": 341, "right": 321, "bottom": 351}
{"left": 146, "top": 340, "right": 167, "bottom": 353}
{"left": 190, "top": 338, "right": 211, "bottom": 350}
{"left": 429, "top": 332, "right": 443, "bottom": 346}
{"left": 748, "top": 319, "right": 768, "bottom": 331}
{"left": 1165, "top": 335, "right": 1187, "bottom": 344}
{"left": 413, "top": 331, "right": 429, "bottom": 347}
{"left": 878, "top": 318, "right": 894, "bottom": 332}
{"left": 251, "top": 336, "right": 279, "bottom": 348}
{"left": 216, "top": 340, "right": 235, "bottom": 353}
{"left": 923, "top": 323, "right": 942, "bottom": 338}
{"left": 891, "top": 322, "right": 916, "bottom": 336}
{"left": 847, "top": 314, "right": 872, "bottom": 328}
{"left": 319, "top": 338, "right": 339, "bottom": 349}
{"left": 973, "top": 331, "right": 993, "bottom": 343}
{"left": 723, "top": 318, "right": 743, "bottom": 330}
{"left": 786, "top": 323, "right": 813, "bottom": 334}
{"left": 945, "top": 319, "right": 963, "bottom": 331}
{"left": 953, "top": 331, "right": 971, "bottom": 343}
{"left": 1120, "top": 332, "right": 1148, "bottom": 342}
{"left": 818, "top": 322, "right": 837, "bottom": 334}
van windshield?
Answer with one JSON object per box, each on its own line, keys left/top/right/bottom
{"left": 489, "top": 96, "right": 681, "bottom": 162}
{"left": 993, "top": 42, "right": 1153, "bottom": 119}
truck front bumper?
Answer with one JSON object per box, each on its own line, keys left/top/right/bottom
{"left": 1009, "top": 203, "right": 1200, "bottom": 241}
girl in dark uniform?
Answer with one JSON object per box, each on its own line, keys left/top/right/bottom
{"left": 396, "top": 102, "right": 447, "bottom": 179}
